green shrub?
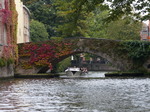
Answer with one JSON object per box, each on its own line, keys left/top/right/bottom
{"left": 0, "top": 58, "right": 14, "bottom": 67}
{"left": 7, "top": 58, "right": 14, "bottom": 65}
{"left": 0, "top": 58, "right": 7, "bottom": 67}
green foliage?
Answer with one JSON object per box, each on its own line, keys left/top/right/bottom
{"left": 106, "top": 18, "right": 142, "bottom": 40}
{"left": 7, "top": 58, "right": 14, "bottom": 65}
{"left": 88, "top": 9, "right": 142, "bottom": 40}
{"left": 23, "top": 0, "right": 59, "bottom": 38}
{"left": 56, "top": 57, "right": 71, "bottom": 72}
{"left": 120, "top": 41, "right": 150, "bottom": 61}
{"left": 54, "top": 0, "right": 93, "bottom": 38}
{"left": 23, "top": 0, "right": 147, "bottom": 40}
{"left": 23, "top": 0, "right": 53, "bottom": 5}
{"left": 0, "top": 58, "right": 14, "bottom": 67}
{"left": 50, "top": 37, "right": 63, "bottom": 40}
{"left": 30, "top": 19, "right": 49, "bottom": 42}
{"left": 110, "top": 40, "right": 150, "bottom": 72}
{"left": 104, "top": 0, "right": 150, "bottom": 21}
{"left": 0, "top": 58, "right": 6, "bottom": 67}
{"left": 87, "top": 10, "right": 109, "bottom": 38}
{"left": 55, "top": 0, "right": 149, "bottom": 25}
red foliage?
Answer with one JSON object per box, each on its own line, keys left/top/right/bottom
{"left": 0, "top": 0, "right": 12, "bottom": 24}
{"left": 0, "top": 0, "right": 13, "bottom": 60}
{"left": 0, "top": 9, "right": 11, "bottom": 24}
{"left": 19, "top": 40, "right": 77, "bottom": 69}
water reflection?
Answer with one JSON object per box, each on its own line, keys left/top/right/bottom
{"left": 0, "top": 72, "right": 150, "bottom": 112}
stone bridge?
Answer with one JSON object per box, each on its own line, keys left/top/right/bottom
{"left": 15, "top": 38, "right": 150, "bottom": 75}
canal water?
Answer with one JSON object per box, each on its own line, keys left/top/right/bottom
{"left": 0, "top": 72, "right": 150, "bottom": 112}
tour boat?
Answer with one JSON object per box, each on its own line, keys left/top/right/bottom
{"left": 65, "top": 67, "right": 82, "bottom": 76}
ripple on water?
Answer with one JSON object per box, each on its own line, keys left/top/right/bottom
{"left": 0, "top": 73, "right": 150, "bottom": 112}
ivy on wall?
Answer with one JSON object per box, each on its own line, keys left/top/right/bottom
{"left": 84, "top": 39, "right": 150, "bottom": 62}
{"left": 0, "top": 58, "right": 14, "bottom": 67}
{"left": 10, "top": 0, "right": 18, "bottom": 63}
{"left": 120, "top": 41, "right": 150, "bottom": 63}
{"left": 0, "top": 0, "right": 18, "bottom": 67}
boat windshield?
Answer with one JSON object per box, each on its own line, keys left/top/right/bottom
{"left": 66, "top": 67, "right": 80, "bottom": 71}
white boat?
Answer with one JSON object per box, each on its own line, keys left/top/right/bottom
{"left": 65, "top": 67, "right": 82, "bottom": 76}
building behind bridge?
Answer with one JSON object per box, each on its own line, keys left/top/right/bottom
{"left": 140, "top": 20, "right": 150, "bottom": 41}
{"left": 15, "top": 0, "right": 30, "bottom": 43}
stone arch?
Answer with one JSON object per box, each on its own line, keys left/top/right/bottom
{"left": 38, "top": 51, "right": 83, "bottom": 73}
{"left": 77, "top": 38, "right": 133, "bottom": 71}
{"left": 38, "top": 49, "right": 121, "bottom": 73}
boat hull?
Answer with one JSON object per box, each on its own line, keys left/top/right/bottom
{"left": 66, "top": 71, "right": 82, "bottom": 76}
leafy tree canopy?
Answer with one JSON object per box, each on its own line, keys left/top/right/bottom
{"left": 54, "top": 0, "right": 103, "bottom": 37}
{"left": 54, "top": 0, "right": 148, "bottom": 38}
{"left": 30, "top": 19, "right": 49, "bottom": 42}
{"left": 54, "top": 0, "right": 149, "bottom": 22}
{"left": 23, "top": 0, "right": 148, "bottom": 39}
{"left": 104, "top": 0, "right": 150, "bottom": 22}
{"left": 23, "top": 0, "right": 150, "bottom": 21}
{"left": 23, "top": 0, "right": 59, "bottom": 38}
{"left": 105, "top": 17, "right": 142, "bottom": 40}
{"left": 88, "top": 9, "right": 142, "bottom": 40}
{"left": 22, "top": 0, "right": 53, "bottom": 5}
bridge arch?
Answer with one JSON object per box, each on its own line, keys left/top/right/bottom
{"left": 38, "top": 50, "right": 119, "bottom": 73}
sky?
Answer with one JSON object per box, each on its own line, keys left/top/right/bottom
{"left": 143, "top": 20, "right": 149, "bottom": 25}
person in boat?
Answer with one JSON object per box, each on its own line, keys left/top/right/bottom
{"left": 80, "top": 67, "right": 88, "bottom": 73}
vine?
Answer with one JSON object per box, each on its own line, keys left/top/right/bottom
{"left": 10, "top": 0, "right": 18, "bottom": 63}
{"left": 0, "top": 0, "right": 18, "bottom": 66}
{"left": 113, "top": 40, "right": 150, "bottom": 71}
{"left": 18, "top": 39, "right": 78, "bottom": 69}
{"left": 120, "top": 41, "right": 150, "bottom": 61}
{"left": 0, "top": 58, "right": 14, "bottom": 67}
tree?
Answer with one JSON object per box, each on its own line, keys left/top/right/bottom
{"left": 106, "top": 17, "right": 142, "bottom": 40}
{"left": 23, "top": 0, "right": 59, "bottom": 38}
{"left": 30, "top": 19, "right": 49, "bottom": 42}
{"left": 87, "top": 10, "right": 108, "bottom": 38}
{"left": 24, "top": 0, "right": 148, "bottom": 39}
{"left": 24, "top": 0, "right": 149, "bottom": 21}
{"left": 54, "top": 0, "right": 99, "bottom": 38}
{"left": 88, "top": 9, "right": 142, "bottom": 40}
{"left": 55, "top": 0, "right": 149, "bottom": 23}
{"left": 23, "top": 0, "right": 53, "bottom": 5}
{"left": 54, "top": 0, "right": 148, "bottom": 38}
{"left": 104, "top": 0, "right": 150, "bottom": 21}
{"left": 22, "top": 0, "right": 38, "bottom": 5}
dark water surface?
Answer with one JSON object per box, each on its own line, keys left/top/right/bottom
{"left": 0, "top": 72, "right": 150, "bottom": 112}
